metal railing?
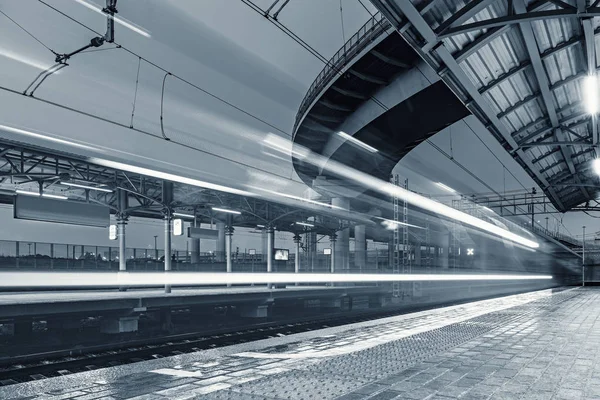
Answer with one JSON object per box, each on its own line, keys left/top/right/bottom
{"left": 293, "top": 12, "right": 391, "bottom": 136}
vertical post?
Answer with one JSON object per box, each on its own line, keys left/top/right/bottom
{"left": 226, "top": 225, "right": 234, "bottom": 287}
{"left": 583, "top": 225, "right": 586, "bottom": 287}
{"left": 50, "top": 243, "right": 54, "bottom": 269}
{"left": 354, "top": 225, "right": 366, "bottom": 272}
{"left": 330, "top": 233, "right": 337, "bottom": 274}
{"left": 216, "top": 221, "right": 226, "bottom": 262}
{"left": 15, "top": 241, "right": 19, "bottom": 268}
{"left": 294, "top": 235, "right": 301, "bottom": 274}
{"left": 332, "top": 197, "right": 350, "bottom": 271}
{"left": 266, "top": 226, "right": 274, "bottom": 273}
{"left": 117, "top": 188, "right": 128, "bottom": 291}
{"left": 163, "top": 181, "right": 173, "bottom": 294}
{"left": 190, "top": 212, "right": 200, "bottom": 264}
{"left": 164, "top": 214, "right": 172, "bottom": 293}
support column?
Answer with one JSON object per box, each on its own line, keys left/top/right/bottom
{"left": 330, "top": 233, "right": 337, "bottom": 273}
{"left": 354, "top": 225, "right": 366, "bottom": 272}
{"left": 162, "top": 181, "right": 173, "bottom": 294}
{"left": 117, "top": 189, "right": 129, "bottom": 291}
{"left": 226, "top": 225, "right": 234, "bottom": 274}
{"left": 266, "top": 226, "right": 274, "bottom": 273}
{"left": 293, "top": 234, "right": 301, "bottom": 275}
{"left": 189, "top": 214, "right": 200, "bottom": 264}
{"left": 216, "top": 221, "right": 226, "bottom": 262}
{"left": 332, "top": 197, "right": 350, "bottom": 271}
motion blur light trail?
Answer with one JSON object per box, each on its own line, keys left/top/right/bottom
{"left": 0, "top": 272, "right": 552, "bottom": 288}
{"left": 263, "top": 135, "right": 540, "bottom": 249}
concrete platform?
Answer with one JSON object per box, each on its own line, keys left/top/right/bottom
{"left": 0, "top": 286, "right": 381, "bottom": 319}
{"left": 3, "top": 286, "right": 599, "bottom": 399}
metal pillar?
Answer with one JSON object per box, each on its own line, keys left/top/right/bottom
{"left": 162, "top": 181, "right": 173, "bottom": 294}
{"left": 117, "top": 189, "right": 128, "bottom": 273}
{"left": 330, "top": 233, "right": 337, "bottom": 273}
{"left": 226, "top": 225, "right": 234, "bottom": 273}
{"left": 266, "top": 226, "right": 274, "bottom": 273}
{"left": 216, "top": 221, "right": 226, "bottom": 262}
{"left": 354, "top": 225, "right": 366, "bottom": 272}
{"left": 189, "top": 214, "right": 200, "bottom": 264}
{"left": 583, "top": 225, "right": 586, "bottom": 286}
{"left": 293, "top": 234, "right": 301, "bottom": 276}
{"left": 332, "top": 197, "right": 350, "bottom": 271}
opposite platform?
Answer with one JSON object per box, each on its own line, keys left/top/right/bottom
{"left": 2, "top": 286, "right": 599, "bottom": 399}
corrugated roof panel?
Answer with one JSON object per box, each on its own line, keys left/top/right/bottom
{"left": 463, "top": 54, "right": 493, "bottom": 88}
{"left": 484, "top": 86, "right": 510, "bottom": 115}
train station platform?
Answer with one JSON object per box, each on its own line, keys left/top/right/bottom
{"left": 2, "top": 286, "right": 597, "bottom": 399}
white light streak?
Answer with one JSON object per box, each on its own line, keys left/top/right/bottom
{"left": 270, "top": 138, "right": 539, "bottom": 249}
{"left": 212, "top": 207, "right": 241, "bottom": 215}
{"left": 583, "top": 75, "right": 599, "bottom": 114}
{"left": 15, "top": 190, "right": 39, "bottom": 197}
{"left": 379, "top": 218, "right": 424, "bottom": 230}
{"left": 337, "top": 131, "right": 378, "bottom": 153}
{"left": 58, "top": 181, "right": 113, "bottom": 193}
{"left": 249, "top": 186, "right": 343, "bottom": 210}
{"left": 173, "top": 212, "right": 194, "bottom": 219}
{"left": 0, "top": 272, "right": 552, "bottom": 288}
{"left": 0, "top": 124, "right": 98, "bottom": 151}
{"left": 73, "top": 0, "right": 151, "bottom": 38}
{"left": 256, "top": 224, "right": 265, "bottom": 228}
{"left": 42, "top": 193, "right": 69, "bottom": 200}
{"left": 296, "top": 222, "right": 314, "bottom": 227}
{"left": 0, "top": 48, "right": 54, "bottom": 70}
{"left": 435, "top": 182, "right": 456, "bottom": 193}
{"left": 88, "top": 158, "right": 254, "bottom": 197}
{"left": 16, "top": 190, "right": 68, "bottom": 200}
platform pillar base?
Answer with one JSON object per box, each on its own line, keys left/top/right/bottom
{"left": 100, "top": 316, "right": 138, "bottom": 334}
{"left": 239, "top": 304, "right": 269, "bottom": 318}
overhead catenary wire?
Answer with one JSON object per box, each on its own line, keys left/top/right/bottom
{"left": 160, "top": 72, "right": 172, "bottom": 141}
{"left": 0, "top": 9, "right": 58, "bottom": 56}
{"left": 36, "top": 0, "right": 291, "bottom": 139}
{"left": 130, "top": 57, "right": 142, "bottom": 128}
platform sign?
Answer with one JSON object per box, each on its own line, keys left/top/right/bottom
{"left": 323, "top": 248, "right": 332, "bottom": 255}
{"left": 274, "top": 249, "right": 289, "bottom": 261}
{"left": 248, "top": 249, "right": 256, "bottom": 255}
{"left": 173, "top": 219, "right": 184, "bottom": 236}
{"left": 109, "top": 224, "right": 117, "bottom": 240}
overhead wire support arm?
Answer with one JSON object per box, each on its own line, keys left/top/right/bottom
{"left": 103, "top": 0, "right": 117, "bottom": 43}
{"left": 272, "top": 0, "right": 291, "bottom": 20}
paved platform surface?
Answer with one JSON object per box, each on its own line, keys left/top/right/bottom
{"left": 2, "top": 287, "right": 599, "bottom": 399}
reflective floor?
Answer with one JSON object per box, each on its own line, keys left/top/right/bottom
{"left": 3, "top": 287, "right": 599, "bottom": 399}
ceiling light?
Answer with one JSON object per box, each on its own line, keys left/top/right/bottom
{"left": 212, "top": 207, "right": 241, "bottom": 215}
{"left": 73, "top": 0, "right": 151, "bottom": 38}
{"left": 435, "top": 182, "right": 456, "bottom": 193}
{"left": 583, "top": 74, "right": 599, "bottom": 114}
{"left": 338, "top": 131, "right": 378, "bottom": 153}
{"left": 42, "top": 193, "right": 69, "bottom": 200}
{"left": 15, "top": 190, "right": 39, "bottom": 197}
{"left": 296, "top": 222, "right": 314, "bottom": 227}
{"left": 256, "top": 224, "right": 265, "bottom": 228}
{"left": 58, "top": 181, "right": 113, "bottom": 193}
{"left": 173, "top": 212, "right": 194, "bottom": 219}
{"left": 593, "top": 159, "right": 600, "bottom": 176}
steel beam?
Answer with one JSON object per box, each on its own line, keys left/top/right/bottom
{"left": 371, "top": 50, "right": 410, "bottom": 68}
{"left": 514, "top": 0, "right": 590, "bottom": 200}
{"left": 582, "top": 18, "right": 598, "bottom": 145}
{"left": 521, "top": 141, "right": 595, "bottom": 148}
{"left": 440, "top": 9, "right": 600, "bottom": 39}
{"left": 373, "top": 0, "right": 566, "bottom": 210}
{"left": 435, "top": 0, "right": 496, "bottom": 35}
{"left": 349, "top": 69, "right": 388, "bottom": 85}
